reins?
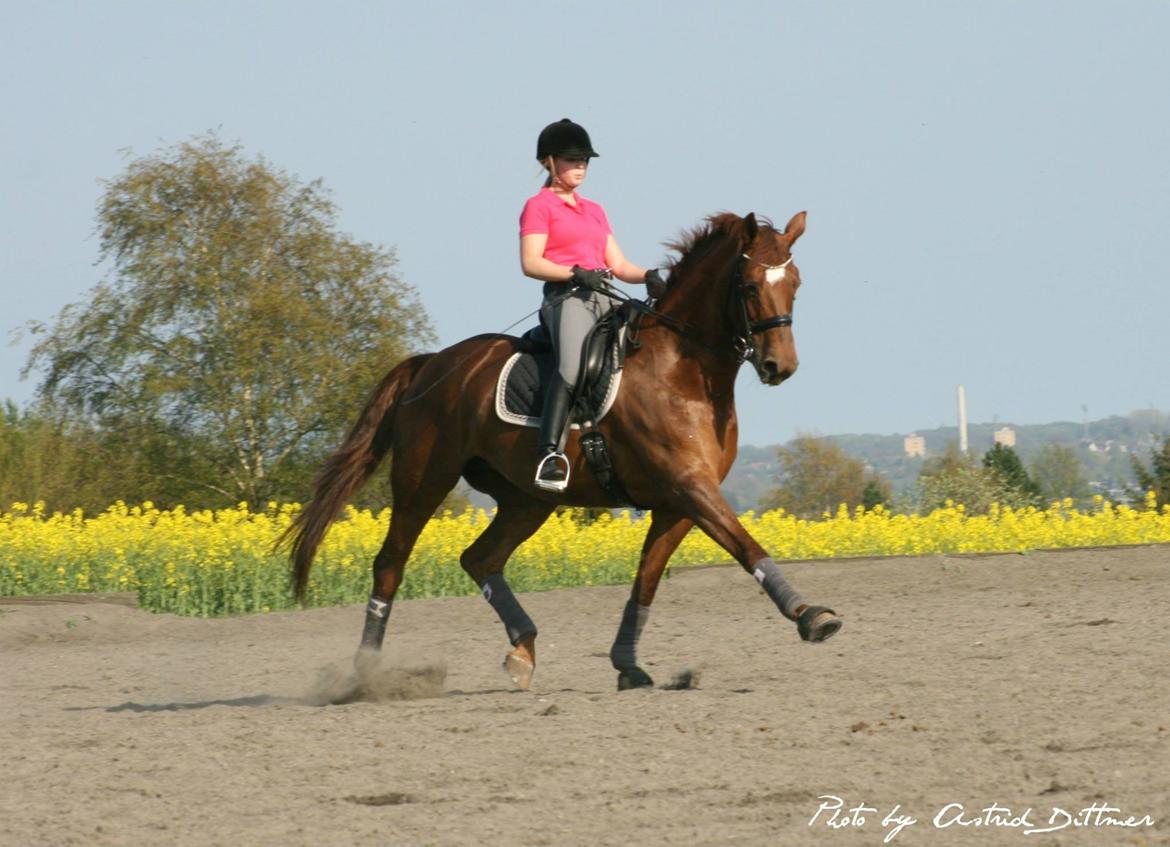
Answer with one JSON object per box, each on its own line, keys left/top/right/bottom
{"left": 398, "top": 285, "right": 590, "bottom": 405}
{"left": 403, "top": 230, "right": 795, "bottom": 403}
{"left": 600, "top": 248, "right": 794, "bottom": 364}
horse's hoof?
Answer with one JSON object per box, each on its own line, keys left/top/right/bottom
{"left": 354, "top": 648, "right": 382, "bottom": 677}
{"left": 502, "top": 652, "right": 535, "bottom": 690}
{"left": 797, "top": 606, "right": 842, "bottom": 643}
{"left": 617, "top": 666, "right": 655, "bottom": 691}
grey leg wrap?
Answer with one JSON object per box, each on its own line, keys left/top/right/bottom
{"left": 359, "top": 596, "right": 393, "bottom": 651}
{"left": 610, "top": 599, "right": 651, "bottom": 669}
{"left": 752, "top": 557, "right": 807, "bottom": 621}
{"left": 482, "top": 574, "right": 537, "bottom": 646}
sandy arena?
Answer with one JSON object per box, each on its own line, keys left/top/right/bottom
{"left": 2, "top": 546, "right": 1167, "bottom": 846}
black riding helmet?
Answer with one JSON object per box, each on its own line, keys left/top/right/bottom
{"left": 536, "top": 118, "right": 599, "bottom": 161}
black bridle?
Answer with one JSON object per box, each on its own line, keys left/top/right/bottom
{"left": 587, "top": 240, "right": 795, "bottom": 364}
{"left": 727, "top": 251, "right": 794, "bottom": 364}
{"left": 406, "top": 240, "right": 795, "bottom": 405}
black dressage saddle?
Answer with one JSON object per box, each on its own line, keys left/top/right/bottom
{"left": 502, "top": 304, "right": 634, "bottom": 427}
{"left": 497, "top": 303, "right": 641, "bottom": 504}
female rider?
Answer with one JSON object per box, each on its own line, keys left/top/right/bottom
{"left": 519, "top": 118, "right": 666, "bottom": 491}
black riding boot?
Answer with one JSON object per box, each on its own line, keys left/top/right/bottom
{"left": 535, "top": 377, "right": 574, "bottom": 491}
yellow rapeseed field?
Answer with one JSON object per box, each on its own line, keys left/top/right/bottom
{"left": 2, "top": 496, "right": 1168, "bottom": 617}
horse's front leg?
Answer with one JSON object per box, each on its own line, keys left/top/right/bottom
{"left": 675, "top": 477, "right": 842, "bottom": 643}
{"left": 610, "top": 509, "right": 694, "bottom": 691}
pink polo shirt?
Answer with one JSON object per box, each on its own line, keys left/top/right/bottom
{"left": 519, "top": 187, "right": 612, "bottom": 270}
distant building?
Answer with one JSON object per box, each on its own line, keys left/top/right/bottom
{"left": 904, "top": 433, "right": 925, "bottom": 457}
{"left": 994, "top": 427, "right": 1016, "bottom": 448}
{"left": 1086, "top": 440, "right": 1126, "bottom": 453}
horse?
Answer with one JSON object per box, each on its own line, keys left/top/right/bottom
{"left": 285, "top": 210, "right": 841, "bottom": 691}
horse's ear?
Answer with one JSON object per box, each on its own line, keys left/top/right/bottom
{"left": 784, "top": 211, "right": 807, "bottom": 245}
{"left": 744, "top": 212, "right": 758, "bottom": 241}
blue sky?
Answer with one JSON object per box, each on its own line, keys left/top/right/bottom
{"left": 3, "top": 1, "right": 1167, "bottom": 446}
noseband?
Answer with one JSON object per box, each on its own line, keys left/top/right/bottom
{"left": 728, "top": 252, "right": 794, "bottom": 363}
{"left": 620, "top": 241, "right": 796, "bottom": 365}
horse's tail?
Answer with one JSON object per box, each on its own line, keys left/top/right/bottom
{"left": 283, "top": 353, "right": 435, "bottom": 603}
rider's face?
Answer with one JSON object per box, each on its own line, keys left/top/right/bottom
{"left": 552, "top": 156, "right": 589, "bottom": 190}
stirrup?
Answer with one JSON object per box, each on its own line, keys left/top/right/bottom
{"left": 534, "top": 452, "right": 570, "bottom": 492}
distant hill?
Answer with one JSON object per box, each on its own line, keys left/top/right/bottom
{"left": 461, "top": 408, "right": 1167, "bottom": 513}
{"left": 724, "top": 408, "right": 1169, "bottom": 511}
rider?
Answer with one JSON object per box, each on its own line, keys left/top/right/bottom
{"left": 519, "top": 118, "right": 667, "bottom": 492}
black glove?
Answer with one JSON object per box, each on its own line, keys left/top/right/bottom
{"left": 570, "top": 266, "right": 611, "bottom": 292}
{"left": 644, "top": 268, "right": 668, "bottom": 299}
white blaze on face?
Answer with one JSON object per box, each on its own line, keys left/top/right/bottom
{"left": 765, "top": 266, "right": 787, "bottom": 285}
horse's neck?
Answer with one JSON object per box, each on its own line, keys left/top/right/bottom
{"left": 647, "top": 238, "right": 741, "bottom": 384}
{"left": 664, "top": 235, "right": 736, "bottom": 326}
{"left": 620, "top": 234, "right": 742, "bottom": 446}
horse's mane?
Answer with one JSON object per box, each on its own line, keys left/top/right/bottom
{"left": 664, "top": 212, "right": 774, "bottom": 278}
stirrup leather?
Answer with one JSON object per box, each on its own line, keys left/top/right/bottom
{"left": 534, "top": 451, "right": 571, "bottom": 492}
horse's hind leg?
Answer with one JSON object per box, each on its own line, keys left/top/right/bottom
{"left": 610, "top": 509, "right": 693, "bottom": 690}
{"left": 357, "top": 451, "right": 463, "bottom": 667}
{"left": 458, "top": 496, "right": 554, "bottom": 690}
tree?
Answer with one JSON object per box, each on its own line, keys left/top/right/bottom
{"left": 1130, "top": 435, "right": 1170, "bottom": 507}
{"left": 23, "top": 136, "right": 434, "bottom": 508}
{"left": 982, "top": 443, "right": 1042, "bottom": 505}
{"left": 0, "top": 400, "right": 159, "bottom": 514}
{"left": 861, "top": 478, "right": 889, "bottom": 511}
{"left": 760, "top": 434, "right": 889, "bottom": 517}
{"left": 917, "top": 443, "right": 1027, "bottom": 514}
{"left": 1029, "top": 443, "right": 1091, "bottom": 505}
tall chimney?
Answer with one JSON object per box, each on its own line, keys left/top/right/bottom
{"left": 957, "top": 385, "right": 969, "bottom": 454}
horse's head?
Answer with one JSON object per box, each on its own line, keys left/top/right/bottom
{"left": 662, "top": 210, "right": 807, "bottom": 383}
{"left": 733, "top": 211, "right": 805, "bottom": 385}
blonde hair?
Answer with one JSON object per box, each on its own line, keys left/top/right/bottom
{"left": 540, "top": 155, "right": 590, "bottom": 189}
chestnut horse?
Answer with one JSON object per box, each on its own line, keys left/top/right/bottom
{"left": 286, "top": 211, "right": 841, "bottom": 691}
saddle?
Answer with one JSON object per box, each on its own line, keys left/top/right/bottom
{"left": 495, "top": 303, "right": 641, "bottom": 504}
{"left": 496, "top": 304, "right": 634, "bottom": 429}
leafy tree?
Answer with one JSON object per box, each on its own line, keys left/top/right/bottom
{"left": 917, "top": 443, "right": 1028, "bottom": 514}
{"left": 760, "top": 434, "right": 890, "bottom": 517}
{"left": 1029, "top": 443, "right": 1091, "bottom": 505}
{"left": 1, "top": 402, "right": 81, "bottom": 510}
{"left": 1130, "top": 435, "right": 1170, "bottom": 507}
{"left": 22, "top": 135, "right": 434, "bottom": 508}
{"left": 861, "top": 478, "right": 889, "bottom": 511}
{"left": 982, "top": 443, "right": 1042, "bottom": 505}
{"left": 0, "top": 401, "right": 145, "bottom": 514}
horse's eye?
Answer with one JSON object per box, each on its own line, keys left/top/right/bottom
{"left": 744, "top": 283, "right": 759, "bottom": 297}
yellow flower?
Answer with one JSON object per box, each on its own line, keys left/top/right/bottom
{"left": 3, "top": 496, "right": 1169, "bottom": 616}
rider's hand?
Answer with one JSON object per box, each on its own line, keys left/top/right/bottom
{"left": 644, "top": 268, "right": 668, "bottom": 299}
{"left": 570, "top": 266, "right": 611, "bottom": 293}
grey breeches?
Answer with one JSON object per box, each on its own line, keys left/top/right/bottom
{"left": 541, "top": 286, "right": 614, "bottom": 386}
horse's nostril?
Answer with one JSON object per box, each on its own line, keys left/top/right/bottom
{"left": 762, "top": 358, "right": 796, "bottom": 383}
